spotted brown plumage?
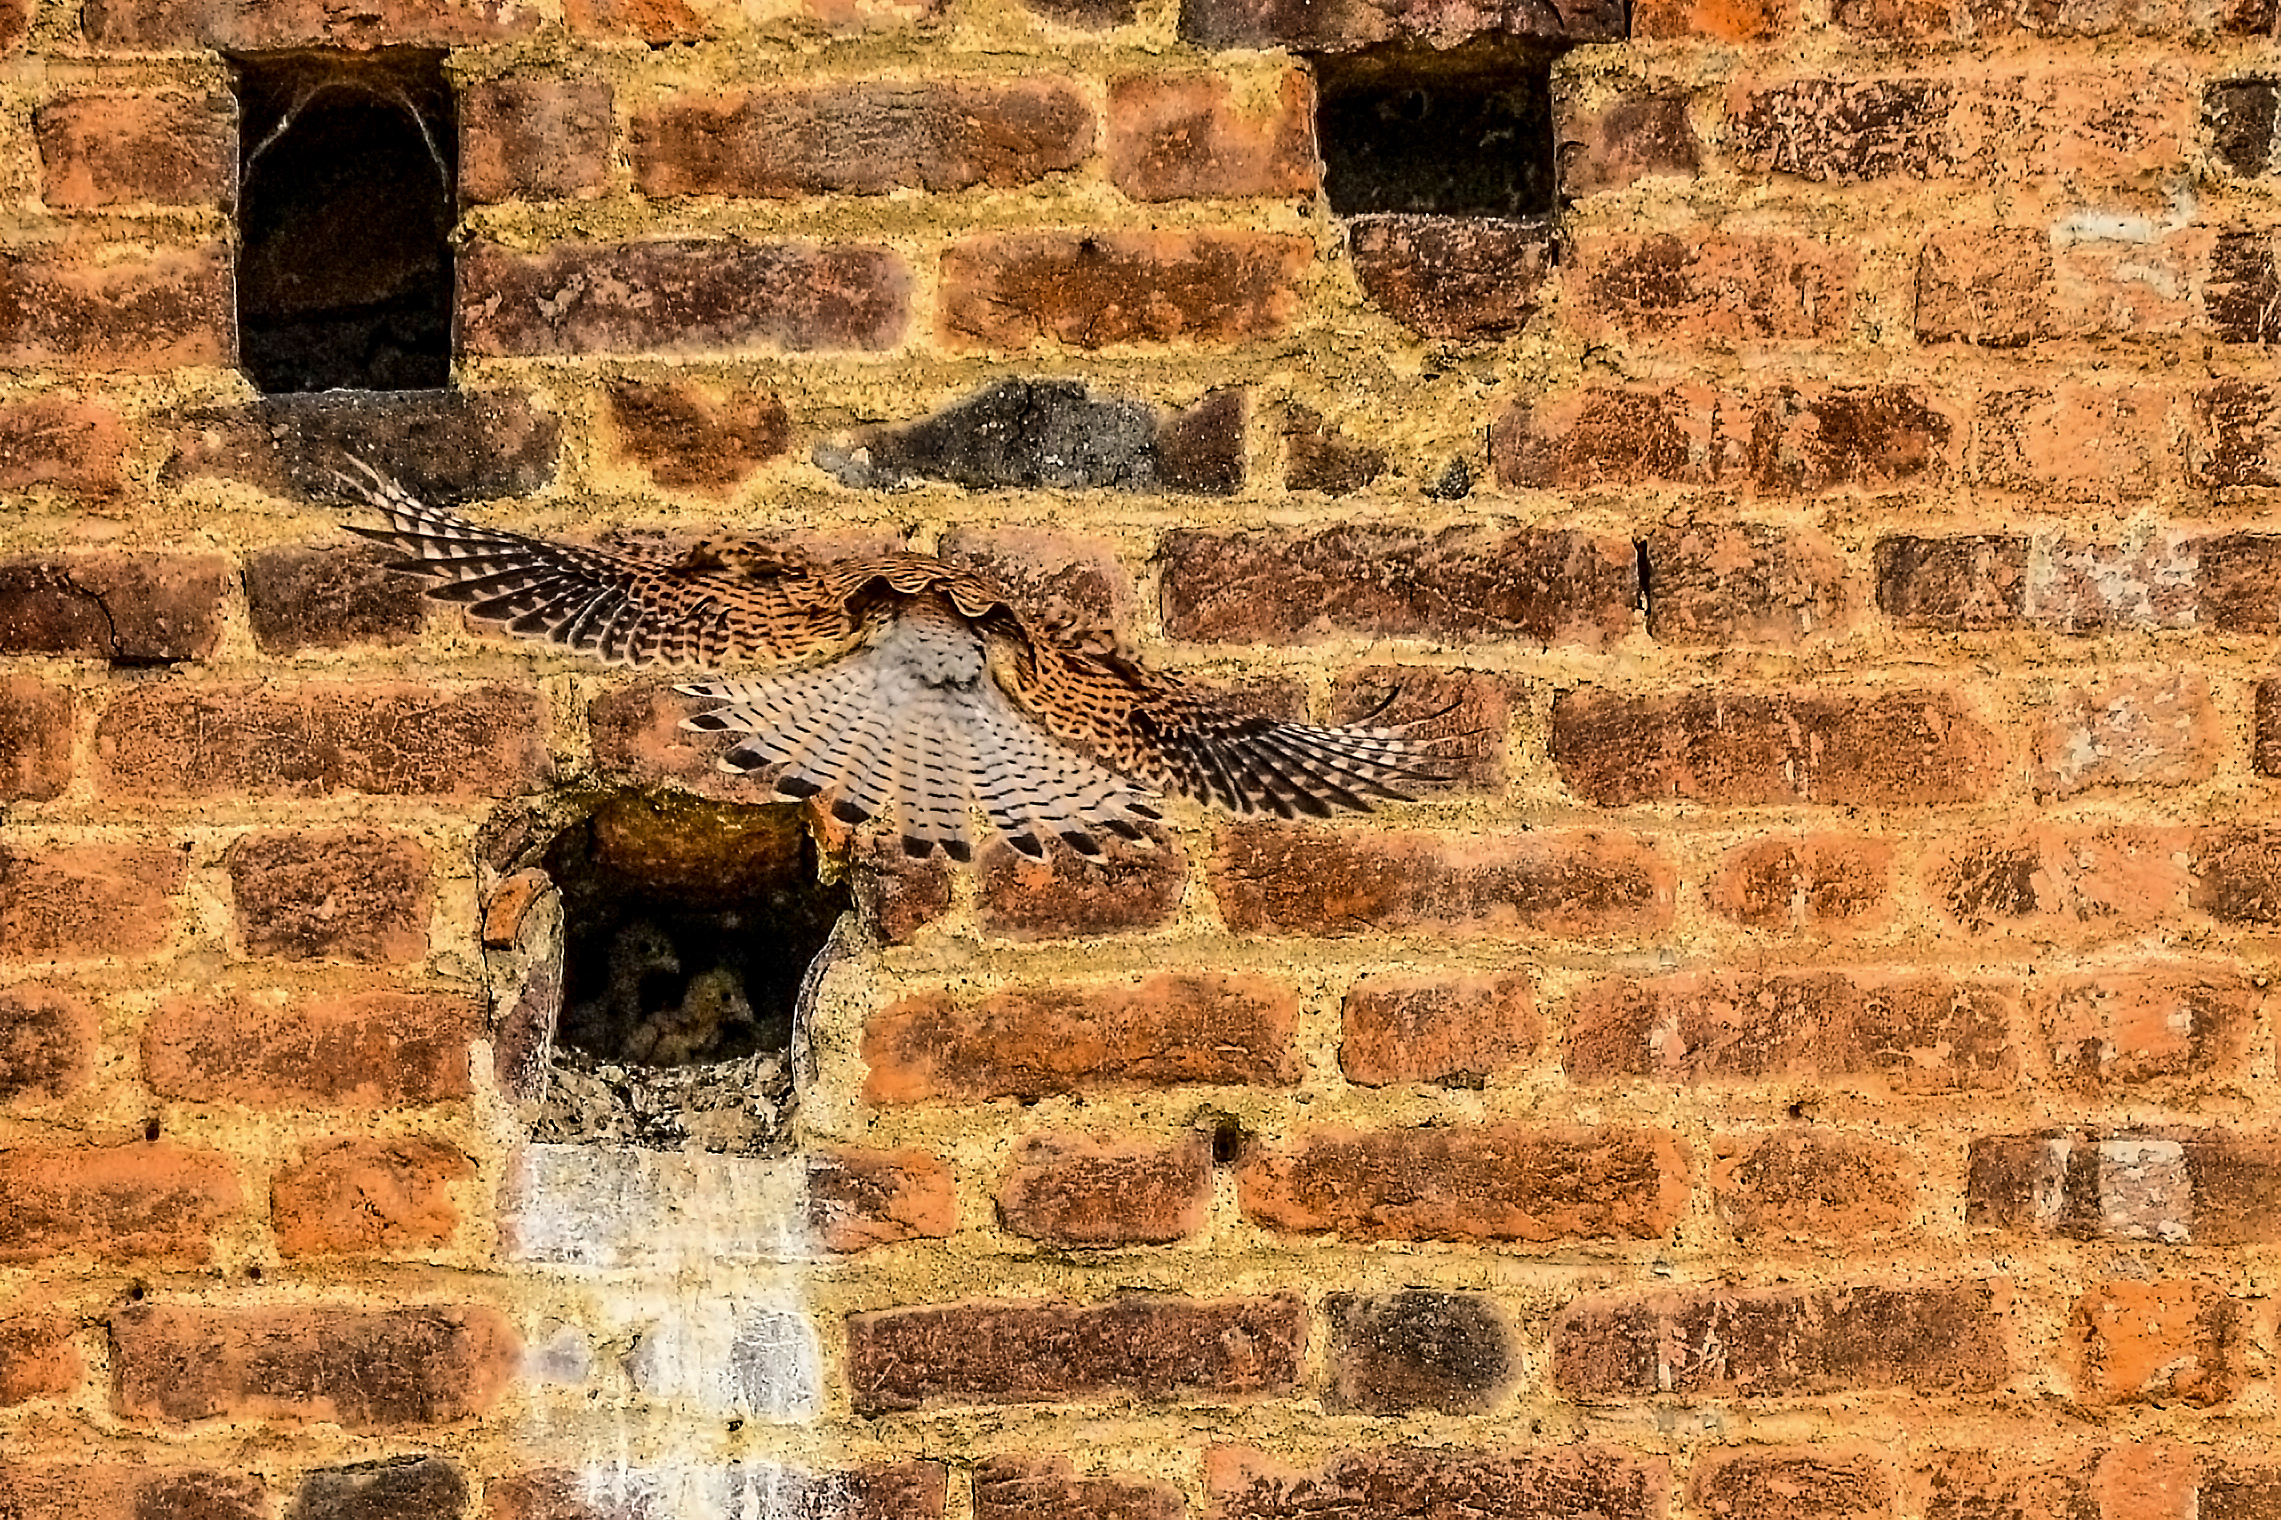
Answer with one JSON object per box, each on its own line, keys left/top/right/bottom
{"left": 339, "top": 464, "right": 1451, "bottom": 861}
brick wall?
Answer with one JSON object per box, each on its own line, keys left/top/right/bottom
{"left": 0, "top": 0, "right": 2276, "bottom": 1508}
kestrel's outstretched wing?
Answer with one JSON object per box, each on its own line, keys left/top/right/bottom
{"left": 338, "top": 468, "right": 1452, "bottom": 860}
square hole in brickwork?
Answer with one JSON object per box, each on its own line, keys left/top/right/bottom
{"left": 483, "top": 793, "right": 851, "bottom": 1156}
{"left": 1311, "top": 43, "right": 1560, "bottom": 219}
{"left": 231, "top": 50, "right": 456, "bottom": 394}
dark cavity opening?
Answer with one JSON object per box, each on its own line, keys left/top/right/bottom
{"left": 231, "top": 50, "right": 456, "bottom": 394}
{"left": 1311, "top": 42, "right": 1559, "bottom": 219}
{"left": 525, "top": 793, "right": 849, "bottom": 1154}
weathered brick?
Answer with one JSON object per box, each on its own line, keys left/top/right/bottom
{"left": 561, "top": 0, "right": 704, "bottom": 39}
{"left": 227, "top": 829, "right": 430, "bottom": 964}
{"left": 2205, "top": 1458, "right": 2281, "bottom": 1520}
{"left": 1916, "top": 227, "right": 2049, "bottom": 345}
{"left": 1177, "top": 0, "right": 1625, "bottom": 47}
{"left": 1325, "top": 1292, "right": 1515, "bottom": 1414}
{"left": 1634, "top": 0, "right": 1789, "bottom": 34}
{"left": 846, "top": 1294, "right": 1303, "bottom": 1413}
{"left": 1974, "top": 384, "right": 2179, "bottom": 497}
{"left": 939, "top": 231, "right": 1309, "bottom": 350}
{"left": 806, "top": 1145, "right": 957, "bottom": 1253}
{"left": 1161, "top": 526, "right": 1638, "bottom": 646}
{"left": 164, "top": 388, "right": 561, "bottom": 505}
{"left": 2205, "top": 231, "right": 2281, "bottom": 344}
{"left": 1712, "top": 1131, "right": 1916, "bottom": 1244}
{"left": 1710, "top": 835, "right": 1893, "bottom": 934}
{"left": 1570, "top": 971, "right": 2018, "bottom": 1091}
{"left": 0, "top": 984, "right": 96, "bottom": 1101}
{"left": 1021, "top": 0, "right": 1132, "bottom": 23}
{"left": 1208, "top": 1445, "right": 1663, "bottom": 1520}
{"left": 0, "top": 1142, "right": 240, "bottom": 1263}
{"left": 976, "top": 829, "right": 1187, "bottom": 940}
{"left": 0, "top": 842, "right": 186, "bottom": 961}
{"left": 2067, "top": 1281, "right": 2241, "bottom": 1407}
{"left": 1569, "top": 234, "right": 1858, "bottom": 340}
{"left": 1552, "top": 688, "right": 2006, "bottom": 807}
{"left": 1928, "top": 826, "right": 2195, "bottom": 934}
{"left": 271, "top": 1137, "right": 473, "bottom": 1257}
{"left": 1109, "top": 72, "right": 1314, "bottom": 202}
{"left": 850, "top": 831, "right": 952, "bottom": 947}
{"left": 996, "top": 1131, "right": 1211, "bottom": 1248}
{"left": 2191, "top": 381, "right": 2281, "bottom": 488}
{"left": 2209, "top": 80, "right": 2281, "bottom": 178}
{"left": 97, "top": 683, "right": 547, "bottom": 799}
{"left": 1874, "top": 534, "right": 2028, "bottom": 629}
{"left": 1691, "top": 1450, "right": 1895, "bottom": 1520}
{"left": 2034, "top": 672, "right": 2214, "bottom": 797}
{"left": 1239, "top": 1124, "right": 1687, "bottom": 1243}
{"left": 35, "top": 92, "right": 234, "bottom": 209}
{"left": 0, "top": 399, "right": 127, "bottom": 495}
{"left": 245, "top": 542, "right": 430, "bottom": 654}
{"left": 975, "top": 1457, "right": 1182, "bottom": 1520}
{"left": 460, "top": 239, "right": 910, "bottom": 356}
{"left": 2043, "top": 967, "right": 2258, "bottom": 1089}
{"left": 0, "top": 677, "right": 72, "bottom": 802}
{"left": 939, "top": 523, "right": 1138, "bottom": 627}
{"left": 1645, "top": 522, "right": 1849, "bottom": 646}
{"left": 1556, "top": 87, "right": 1701, "bottom": 194}
{"left": 87, "top": 0, "right": 529, "bottom": 41}
{"left": 1346, "top": 215, "right": 1557, "bottom": 340}
{"left": 1213, "top": 826, "right": 1670, "bottom": 939}
{"left": 0, "top": 1316, "right": 78, "bottom": 1405}
{"left": 2029, "top": 530, "right": 2197, "bottom": 633}
{"left": 111, "top": 1304, "right": 516, "bottom": 1428}
{"left": 633, "top": 81, "right": 1092, "bottom": 199}
{"left": 2189, "top": 826, "right": 2281, "bottom": 925}
{"left": 1555, "top": 1282, "right": 2009, "bottom": 1398}
{"left": 1967, "top": 1131, "right": 2281, "bottom": 1244}
{"left": 488, "top": 1462, "right": 948, "bottom": 1520}
{"left": 144, "top": 992, "right": 479, "bottom": 1108}
{"left": 1919, "top": 1451, "right": 2100, "bottom": 1520}
{"left": 0, "top": 1467, "right": 266, "bottom": 1520}
{"left": 862, "top": 974, "right": 1298, "bottom": 1102}
{"left": 2195, "top": 533, "right": 2281, "bottom": 629}
{"left": 1339, "top": 972, "right": 1537, "bottom": 1087}
{"left": 461, "top": 74, "right": 612, "bottom": 203}
{"left": 295, "top": 1455, "right": 468, "bottom": 1519}
{"left": 1282, "top": 405, "right": 1386, "bottom": 494}
{"left": 0, "top": 243, "right": 230, "bottom": 371}
{"left": 604, "top": 380, "right": 789, "bottom": 494}
{"left": 0, "top": 552, "right": 226, "bottom": 662}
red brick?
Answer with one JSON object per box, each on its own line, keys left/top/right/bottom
{"left": 489, "top": 1462, "right": 947, "bottom": 1520}
{"left": 460, "top": 74, "right": 612, "bottom": 204}
{"left": 1633, "top": 0, "right": 1789, "bottom": 33}
{"left": 2034, "top": 672, "right": 2214, "bottom": 797}
{"left": 2195, "top": 533, "right": 2281, "bottom": 629}
{"left": 1346, "top": 215, "right": 1557, "bottom": 340}
{"left": 1324, "top": 1292, "right": 1514, "bottom": 1414}
{"left": 1644, "top": 522, "right": 1850, "bottom": 646}
{"left": 244, "top": 541, "right": 430, "bottom": 653}
{"left": 850, "top": 831, "right": 952, "bottom": 947}
{"left": 589, "top": 681, "right": 762, "bottom": 801}
{"left": 635, "top": 81, "right": 1093, "bottom": 199}
{"left": 2191, "top": 382, "right": 2281, "bottom": 488}
{"left": 0, "top": 399, "right": 128, "bottom": 494}
{"left": 459, "top": 239, "right": 910, "bottom": 356}
{"left": 226, "top": 829, "right": 430, "bottom": 964}
{"left": 975, "top": 1456, "right": 1182, "bottom": 1520}
{"left": 1928, "top": 826, "right": 2195, "bottom": 934}
{"left": 1282, "top": 405, "right": 1386, "bottom": 494}
{"left": 2189, "top": 826, "right": 2281, "bottom": 925}
{"left": 0, "top": 243, "right": 230, "bottom": 371}
{"left": 1238, "top": 1124, "right": 1688, "bottom": 1243}
{"left": 938, "top": 523, "right": 1138, "bottom": 628}
{"left": 0, "top": 1467, "right": 266, "bottom": 1520}
{"left": 0, "top": 841, "right": 185, "bottom": 961}
{"left": 163, "top": 388, "right": 560, "bottom": 504}
{"left": 1207, "top": 1445, "right": 1662, "bottom": 1520}
{"left": 1328, "top": 667, "right": 1509, "bottom": 792}
{"left": 0, "top": 1316, "right": 78, "bottom": 1405}
{"left": 2204, "top": 1458, "right": 2281, "bottom": 1520}
{"left": 1919, "top": 1451, "right": 2099, "bottom": 1520}
{"left": 1555, "top": 1281, "right": 2009, "bottom": 1398}
{"left": 85, "top": 0, "right": 532, "bottom": 43}
{"left": 1556, "top": 87, "right": 1701, "bottom": 194}
{"left": 2030, "top": 531, "right": 2197, "bottom": 633}
{"left": 1212, "top": 826, "right": 1671, "bottom": 939}
{"left": 1108, "top": 72, "right": 1314, "bottom": 202}
{"left": 1568, "top": 234, "right": 1859, "bottom": 340}
{"left": 0, "top": 551, "right": 226, "bottom": 661}
{"left": 845, "top": 1294, "right": 1302, "bottom": 1413}
{"left": 1966, "top": 1131, "right": 2281, "bottom": 1244}
{"left": 1712, "top": 1131, "right": 1916, "bottom": 1245}
{"left": 96, "top": 682, "right": 547, "bottom": 799}
{"left": 939, "top": 231, "right": 1309, "bottom": 350}
{"left": 271, "top": 1136, "right": 473, "bottom": 1256}
{"left": 561, "top": 0, "right": 704, "bottom": 39}
{"left": 1874, "top": 534, "right": 2028, "bottom": 629}
{"left": 1161, "top": 525, "right": 1638, "bottom": 646}
{"left": 603, "top": 380, "right": 789, "bottom": 494}
{"left": 1551, "top": 688, "right": 2007, "bottom": 806}
{"left": 2099, "top": 1445, "right": 2196, "bottom": 1520}
{"left": 863, "top": 974, "right": 1298, "bottom": 1103}
{"left": 144, "top": 991, "right": 480, "bottom": 1108}
{"left": 2067, "top": 1280, "right": 2241, "bottom": 1407}
{"left": 1692, "top": 1450, "right": 1895, "bottom": 1520}
{"left": 996, "top": 1132, "right": 1211, "bottom": 1248}
{"left": 1917, "top": 227, "right": 2050, "bottom": 345}
{"left": 0, "top": 677, "right": 72, "bottom": 802}
{"left": 976, "top": 828, "right": 1188, "bottom": 940}
{"left": 35, "top": 93, "right": 234, "bottom": 209}
{"left": 111, "top": 1303, "right": 516, "bottom": 1427}
{"left": 1339, "top": 972, "right": 1538, "bottom": 1087}
{"left": 2043, "top": 966, "right": 2258, "bottom": 1089}
{"left": 1570, "top": 971, "right": 2018, "bottom": 1092}
{"left": 0, "top": 0, "right": 21, "bottom": 51}
{"left": 1176, "top": 0, "right": 1625, "bottom": 46}
{"left": 807, "top": 1145, "right": 957, "bottom": 1252}
{"left": 1710, "top": 835, "right": 1894, "bottom": 933}
{"left": 0, "top": 1141, "right": 240, "bottom": 1263}
{"left": 0, "top": 983, "right": 96, "bottom": 1102}
{"left": 1974, "top": 384, "right": 2179, "bottom": 499}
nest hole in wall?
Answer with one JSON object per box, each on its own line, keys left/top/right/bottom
{"left": 482, "top": 791, "right": 853, "bottom": 1156}
{"left": 229, "top": 48, "right": 457, "bottom": 394}
{"left": 1309, "top": 39, "right": 1564, "bottom": 221}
